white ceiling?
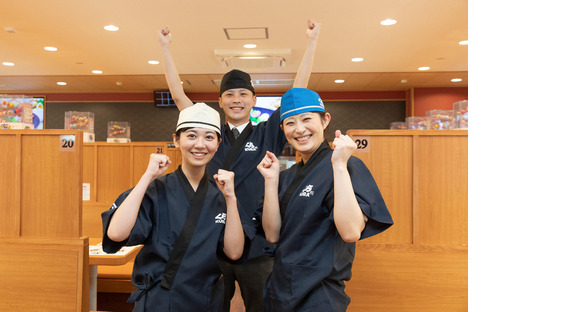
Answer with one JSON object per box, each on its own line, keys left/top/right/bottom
{"left": 0, "top": 0, "right": 468, "bottom": 94}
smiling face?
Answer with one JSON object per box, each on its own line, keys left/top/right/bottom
{"left": 281, "top": 112, "right": 331, "bottom": 163}
{"left": 218, "top": 88, "right": 256, "bottom": 126}
{"left": 173, "top": 127, "right": 221, "bottom": 169}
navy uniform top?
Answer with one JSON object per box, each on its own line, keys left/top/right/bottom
{"left": 101, "top": 167, "right": 254, "bottom": 312}
{"left": 207, "top": 108, "right": 286, "bottom": 259}
{"left": 260, "top": 142, "right": 393, "bottom": 312}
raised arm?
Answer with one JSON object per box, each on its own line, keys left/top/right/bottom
{"left": 214, "top": 169, "right": 245, "bottom": 261}
{"left": 293, "top": 19, "right": 321, "bottom": 88}
{"left": 158, "top": 26, "right": 194, "bottom": 111}
{"left": 107, "top": 154, "right": 172, "bottom": 242}
{"left": 257, "top": 151, "right": 282, "bottom": 243}
{"left": 331, "top": 130, "right": 368, "bottom": 242}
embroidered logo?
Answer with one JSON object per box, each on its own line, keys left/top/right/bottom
{"left": 215, "top": 213, "right": 226, "bottom": 224}
{"left": 110, "top": 203, "right": 117, "bottom": 210}
{"left": 299, "top": 185, "right": 314, "bottom": 197}
{"left": 244, "top": 142, "right": 258, "bottom": 152}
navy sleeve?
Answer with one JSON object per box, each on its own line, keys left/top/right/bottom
{"left": 348, "top": 157, "right": 394, "bottom": 239}
{"left": 261, "top": 107, "right": 287, "bottom": 156}
{"left": 101, "top": 186, "right": 155, "bottom": 254}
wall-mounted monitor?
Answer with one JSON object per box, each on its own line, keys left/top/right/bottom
{"left": 251, "top": 96, "right": 281, "bottom": 125}
{"left": 0, "top": 95, "right": 45, "bottom": 129}
{"left": 154, "top": 90, "right": 176, "bottom": 107}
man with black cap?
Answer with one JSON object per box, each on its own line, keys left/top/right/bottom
{"left": 158, "top": 19, "right": 321, "bottom": 312}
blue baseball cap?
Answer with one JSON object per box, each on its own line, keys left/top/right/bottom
{"left": 280, "top": 88, "right": 325, "bottom": 121}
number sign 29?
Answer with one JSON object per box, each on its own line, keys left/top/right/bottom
{"left": 60, "top": 135, "right": 76, "bottom": 152}
{"left": 352, "top": 136, "right": 370, "bottom": 153}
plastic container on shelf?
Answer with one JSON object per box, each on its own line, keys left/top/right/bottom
{"left": 65, "top": 111, "right": 95, "bottom": 142}
{"left": 65, "top": 111, "right": 94, "bottom": 132}
{"left": 453, "top": 100, "right": 468, "bottom": 129}
{"left": 426, "top": 109, "right": 454, "bottom": 130}
{"left": 107, "top": 121, "right": 131, "bottom": 143}
{"left": 405, "top": 116, "right": 428, "bottom": 130}
{"left": 390, "top": 121, "right": 406, "bottom": 130}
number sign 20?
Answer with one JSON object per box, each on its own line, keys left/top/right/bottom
{"left": 60, "top": 135, "right": 76, "bottom": 152}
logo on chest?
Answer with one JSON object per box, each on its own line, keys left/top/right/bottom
{"left": 299, "top": 185, "right": 315, "bottom": 197}
{"left": 244, "top": 142, "right": 258, "bottom": 152}
{"left": 215, "top": 213, "right": 226, "bottom": 224}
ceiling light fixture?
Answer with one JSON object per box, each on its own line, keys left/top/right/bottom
{"left": 148, "top": 60, "right": 160, "bottom": 65}
{"left": 418, "top": 66, "right": 430, "bottom": 71}
{"left": 380, "top": 19, "right": 397, "bottom": 26}
{"left": 92, "top": 70, "right": 103, "bottom": 74}
{"left": 401, "top": 79, "right": 408, "bottom": 83}
{"left": 2, "top": 62, "right": 15, "bottom": 66}
{"left": 459, "top": 40, "right": 468, "bottom": 45}
{"left": 104, "top": 25, "right": 119, "bottom": 31}
{"left": 244, "top": 44, "right": 257, "bottom": 48}
{"left": 351, "top": 57, "right": 364, "bottom": 62}
{"left": 451, "top": 78, "right": 462, "bottom": 82}
{"left": 57, "top": 82, "right": 67, "bottom": 86}
{"left": 334, "top": 79, "right": 345, "bottom": 83}
{"left": 44, "top": 47, "right": 58, "bottom": 52}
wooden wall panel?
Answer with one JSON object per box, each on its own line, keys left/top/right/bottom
{"left": 82, "top": 145, "right": 95, "bottom": 202}
{"left": 20, "top": 133, "right": 83, "bottom": 237}
{"left": 0, "top": 237, "right": 89, "bottom": 312}
{"left": 349, "top": 133, "right": 413, "bottom": 244}
{"left": 96, "top": 145, "right": 132, "bottom": 204}
{"left": 346, "top": 244, "right": 468, "bottom": 312}
{"left": 415, "top": 135, "right": 468, "bottom": 246}
{"left": 0, "top": 133, "right": 19, "bottom": 237}
{"left": 82, "top": 202, "right": 110, "bottom": 238}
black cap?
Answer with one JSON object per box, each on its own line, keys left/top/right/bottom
{"left": 220, "top": 69, "right": 255, "bottom": 96}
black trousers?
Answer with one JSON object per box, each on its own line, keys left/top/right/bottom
{"left": 218, "top": 256, "right": 274, "bottom": 312}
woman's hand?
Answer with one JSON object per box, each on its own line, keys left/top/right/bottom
{"left": 257, "top": 151, "right": 280, "bottom": 181}
{"left": 331, "top": 130, "right": 356, "bottom": 166}
{"left": 214, "top": 169, "right": 235, "bottom": 199}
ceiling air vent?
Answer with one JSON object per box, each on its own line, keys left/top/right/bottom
{"left": 215, "top": 49, "right": 290, "bottom": 70}
{"left": 220, "top": 56, "right": 286, "bottom": 70}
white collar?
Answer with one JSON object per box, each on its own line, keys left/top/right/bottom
{"left": 228, "top": 121, "right": 250, "bottom": 133}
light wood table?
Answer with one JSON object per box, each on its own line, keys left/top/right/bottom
{"left": 88, "top": 238, "right": 142, "bottom": 311}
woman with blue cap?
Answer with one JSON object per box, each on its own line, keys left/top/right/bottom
{"left": 102, "top": 103, "right": 254, "bottom": 311}
{"left": 257, "top": 88, "right": 394, "bottom": 311}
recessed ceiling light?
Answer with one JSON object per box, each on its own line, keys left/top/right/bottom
{"left": 92, "top": 70, "right": 103, "bottom": 74}
{"left": 459, "top": 40, "right": 468, "bottom": 45}
{"left": 351, "top": 57, "right": 364, "bottom": 62}
{"left": 244, "top": 44, "right": 257, "bottom": 48}
{"left": 4, "top": 27, "right": 17, "bottom": 33}
{"left": 401, "top": 79, "right": 408, "bottom": 83}
{"left": 380, "top": 19, "right": 397, "bottom": 26}
{"left": 116, "top": 82, "right": 123, "bottom": 86}
{"left": 44, "top": 46, "right": 58, "bottom": 52}
{"left": 418, "top": 66, "right": 430, "bottom": 71}
{"left": 2, "top": 62, "right": 15, "bottom": 66}
{"left": 104, "top": 25, "right": 119, "bottom": 31}
{"left": 334, "top": 79, "right": 345, "bottom": 83}
{"left": 451, "top": 78, "right": 463, "bottom": 82}
{"left": 148, "top": 60, "right": 160, "bottom": 65}
{"left": 57, "top": 82, "right": 67, "bottom": 86}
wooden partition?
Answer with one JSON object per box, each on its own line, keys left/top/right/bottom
{"left": 345, "top": 130, "right": 468, "bottom": 312}
{"left": 83, "top": 142, "right": 181, "bottom": 205}
{"left": 0, "top": 130, "right": 89, "bottom": 312}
